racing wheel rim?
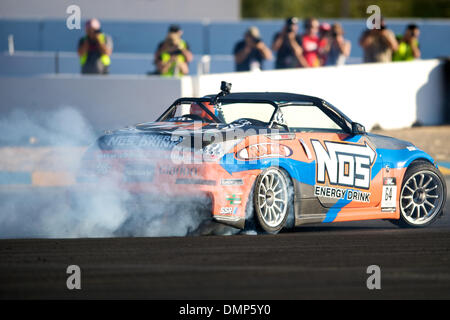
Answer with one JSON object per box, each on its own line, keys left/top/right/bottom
{"left": 256, "top": 168, "right": 289, "bottom": 228}
{"left": 400, "top": 170, "right": 444, "bottom": 226}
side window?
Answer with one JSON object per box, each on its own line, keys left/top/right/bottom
{"left": 280, "top": 105, "right": 342, "bottom": 131}
{"left": 220, "top": 103, "right": 275, "bottom": 124}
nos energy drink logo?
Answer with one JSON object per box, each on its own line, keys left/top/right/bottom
{"left": 311, "top": 140, "right": 376, "bottom": 190}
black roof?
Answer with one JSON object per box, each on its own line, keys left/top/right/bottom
{"left": 203, "top": 92, "right": 322, "bottom": 104}
{"left": 164, "top": 91, "right": 354, "bottom": 127}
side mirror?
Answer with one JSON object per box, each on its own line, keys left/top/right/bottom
{"left": 351, "top": 122, "right": 366, "bottom": 135}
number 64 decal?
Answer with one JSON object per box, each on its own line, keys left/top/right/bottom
{"left": 381, "top": 177, "right": 397, "bottom": 212}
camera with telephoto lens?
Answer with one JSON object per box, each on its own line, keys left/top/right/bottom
{"left": 172, "top": 49, "right": 183, "bottom": 55}
{"left": 252, "top": 36, "right": 262, "bottom": 44}
{"left": 286, "top": 17, "right": 297, "bottom": 33}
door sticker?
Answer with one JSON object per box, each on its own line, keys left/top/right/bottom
{"left": 311, "top": 139, "right": 376, "bottom": 189}
{"left": 381, "top": 177, "right": 397, "bottom": 212}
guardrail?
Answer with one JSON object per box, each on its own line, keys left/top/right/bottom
{"left": 0, "top": 51, "right": 364, "bottom": 76}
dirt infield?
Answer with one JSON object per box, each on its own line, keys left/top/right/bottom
{"left": 371, "top": 125, "right": 450, "bottom": 163}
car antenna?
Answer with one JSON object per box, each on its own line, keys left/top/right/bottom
{"left": 213, "top": 81, "right": 232, "bottom": 104}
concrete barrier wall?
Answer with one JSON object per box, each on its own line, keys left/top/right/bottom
{"left": 0, "top": 52, "right": 238, "bottom": 76}
{"left": 193, "top": 59, "right": 445, "bottom": 130}
{"left": 0, "top": 59, "right": 445, "bottom": 133}
{"left": 0, "top": 20, "right": 206, "bottom": 54}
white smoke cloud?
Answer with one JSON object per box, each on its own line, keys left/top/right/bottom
{"left": 0, "top": 107, "right": 241, "bottom": 239}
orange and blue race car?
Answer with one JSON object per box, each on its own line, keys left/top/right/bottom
{"left": 81, "top": 82, "right": 447, "bottom": 234}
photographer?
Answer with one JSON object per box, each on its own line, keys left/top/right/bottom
{"left": 272, "top": 17, "right": 308, "bottom": 69}
{"left": 77, "top": 19, "right": 113, "bottom": 74}
{"left": 233, "top": 27, "right": 272, "bottom": 72}
{"left": 154, "top": 25, "right": 193, "bottom": 77}
{"left": 392, "top": 24, "right": 421, "bottom": 61}
{"left": 324, "top": 23, "right": 351, "bottom": 66}
{"left": 359, "top": 17, "right": 398, "bottom": 63}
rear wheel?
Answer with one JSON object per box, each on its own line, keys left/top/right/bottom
{"left": 253, "top": 167, "right": 292, "bottom": 234}
{"left": 395, "top": 161, "right": 446, "bottom": 227}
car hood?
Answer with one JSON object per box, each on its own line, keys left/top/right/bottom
{"left": 366, "top": 132, "right": 415, "bottom": 150}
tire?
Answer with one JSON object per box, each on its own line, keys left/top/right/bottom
{"left": 253, "top": 167, "right": 293, "bottom": 234}
{"left": 394, "top": 160, "right": 447, "bottom": 228}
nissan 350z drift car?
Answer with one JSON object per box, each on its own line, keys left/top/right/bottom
{"left": 80, "top": 82, "right": 447, "bottom": 234}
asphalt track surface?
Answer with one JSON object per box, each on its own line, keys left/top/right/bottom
{"left": 1, "top": 176, "right": 449, "bottom": 300}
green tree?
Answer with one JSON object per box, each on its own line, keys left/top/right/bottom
{"left": 241, "top": 0, "right": 450, "bottom": 18}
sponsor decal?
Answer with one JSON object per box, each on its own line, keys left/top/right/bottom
{"left": 170, "top": 146, "right": 204, "bottom": 163}
{"left": 98, "top": 151, "right": 152, "bottom": 160}
{"left": 236, "top": 143, "right": 293, "bottom": 161}
{"left": 175, "top": 178, "right": 216, "bottom": 185}
{"left": 102, "top": 134, "right": 183, "bottom": 150}
{"left": 314, "top": 185, "right": 371, "bottom": 203}
{"left": 95, "top": 162, "right": 111, "bottom": 175}
{"left": 220, "top": 178, "right": 244, "bottom": 186}
{"left": 383, "top": 177, "right": 396, "bottom": 186}
{"left": 226, "top": 193, "right": 242, "bottom": 205}
{"left": 216, "top": 206, "right": 240, "bottom": 221}
{"left": 266, "top": 133, "right": 296, "bottom": 140}
{"left": 221, "top": 119, "right": 252, "bottom": 130}
{"left": 311, "top": 140, "right": 376, "bottom": 189}
{"left": 159, "top": 166, "right": 198, "bottom": 176}
{"left": 219, "top": 207, "right": 238, "bottom": 215}
{"left": 381, "top": 177, "right": 397, "bottom": 212}
{"left": 123, "top": 164, "right": 155, "bottom": 182}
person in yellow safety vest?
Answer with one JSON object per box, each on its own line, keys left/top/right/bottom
{"left": 154, "top": 24, "right": 193, "bottom": 77}
{"left": 77, "top": 18, "right": 113, "bottom": 74}
{"left": 393, "top": 24, "right": 421, "bottom": 62}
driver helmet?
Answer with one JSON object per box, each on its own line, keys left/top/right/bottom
{"left": 189, "top": 102, "right": 215, "bottom": 121}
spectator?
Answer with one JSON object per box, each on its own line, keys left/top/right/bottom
{"left": 77, "top": 19, "right": 113, "bottom": 74}
{"left": 272, "top": 17, "right": 308, "bottom": 69}
{"left": 324, "top": 23, "right": 351, "bottom": 66}
{"left": 233, "top": 27, "right": 272, "bottom": 72}
{"left": 392, "top": 24, "right": 421, "bottom": 61}
{"left": 359, "top": 17, "right": 398, "bottom": 63}
{"left": 301, "top": 18, "right": 321, "bottom": 67}
{"left": 154, "top": 24, "right": 193, "bottom": 77}
{"left": 318, "top": 22, "right": 331, "bottom": 65}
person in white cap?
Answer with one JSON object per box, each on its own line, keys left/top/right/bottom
{"left": 77, "top": 18, "right": 113, "bottom": 74}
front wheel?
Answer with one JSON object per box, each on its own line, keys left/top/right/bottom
{"left": 395, "top": 161, "right": 446, "bottom": 227}
{"left": 253, "top": 167, "right": 292, "bottom": 234}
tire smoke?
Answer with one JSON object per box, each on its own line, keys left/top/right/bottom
{"left": 0, "top": 107, "right": 237, "bottom": 239}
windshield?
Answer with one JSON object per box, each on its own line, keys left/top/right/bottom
{"left": 158, "top": 100, "right": 346, "bottom": 132}
{"left": 219, "top": 102, "right": 275, "bottom": 123}
{"left": 161, "top": 101, "right": 276, "bottom": 125}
